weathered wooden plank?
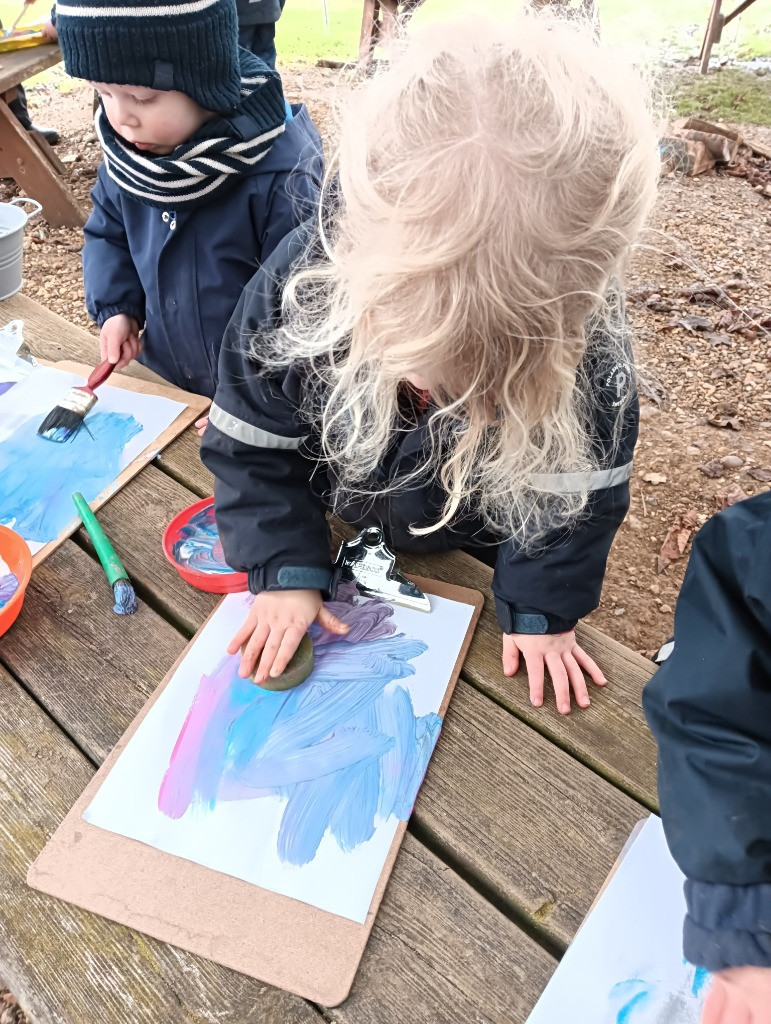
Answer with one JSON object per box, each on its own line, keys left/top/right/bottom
{"left": 0, "top": 657, "right": 555, "bottom": 1022}
{"left": 157, "top": 426, "right": 214, "bottom": 496}
{"left": 0, "top": 664, "right": 325, "bottom": 1024}
{"left": 394, "top": 547, "right": 659, "bottom": 807}
{"left": 0, "top": 542, "right": 186, "bottom": 763}
{"left": 416, "top": 681, "right": 642, "bottom": 945}
{"left": 75, "top": 463, "right": 218, "bottom": 634}
{"left": 333, "top": 837, "right": 555, "bottom": 1024}
{"left": 1, "top": 293, "right": 165, "bottom": 386}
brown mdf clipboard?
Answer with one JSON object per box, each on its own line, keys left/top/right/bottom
{"left": 28, "top": 360, "right": 210, "bottom": 567}
{"left": 28, "top": 576, "right": 483, "bottom": 1006}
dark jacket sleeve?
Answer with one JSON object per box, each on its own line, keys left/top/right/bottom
{"left": 83, "top": 166, "right": 146, "bottom": 329}
{"left": 493, "top": 336, "right": 638, "bottom": 635}
{"left": 200, "top": 224, "right": 334, "bottom": 596}
{"left": 643, "top": 492, "right": 771, "bottom": 973}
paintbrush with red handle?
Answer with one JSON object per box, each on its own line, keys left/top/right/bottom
{"left": 37, "top": 360, "right": 116, "bottom": 443}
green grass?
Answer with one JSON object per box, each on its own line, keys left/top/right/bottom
{"left": 670, "top": 66, "right": 771, "bottom": 123}
{"left": 4, "top": 0, "right": 767, "bottom": 64}
{"left": 275, "top": 0, "right": 771, "bottom": 64}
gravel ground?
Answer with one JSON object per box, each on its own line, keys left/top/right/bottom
{"left": 1, "top": 65, "right": 769, "bottom": 1020}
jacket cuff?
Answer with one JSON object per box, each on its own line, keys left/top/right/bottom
{"left": 95, "top": 305, "right": 146, "bottom": 329}
{"left": 494, "top": 596, "right": 578, "bottom": 635}
{"left": 684, "top": 879, "right": 771, "bottom": 971}
{"left": 248, "top": 564, "right": 334, "bottom": 598}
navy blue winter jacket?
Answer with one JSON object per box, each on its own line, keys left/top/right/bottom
{"left": 83, "top": 105, "right": 323, "bottom": 398}
{"left": 201, "top": 223, "right": 639, "bottom": 634}
{"left": 644, "top": 491, "right": 771, "bottom": 973}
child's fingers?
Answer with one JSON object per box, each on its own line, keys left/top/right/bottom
{"left": 254, "top": 628, "right": 285, "bottom": 684}
{"left": 238, "top": 622, "right": 270, "bottom": 678}
{"left": 563, "top": 652, "right": 590, "bottom": 709}
{"left": 524, "top": 650, "right": 545, "bottom": 708}
{"left": 501, "top": 635, "right": 519, "bottom": 677}
{"left": 227, "top": 619, "right": 254, "bottom": 655}
{"left": 545, "top": 651, "right": 571, "bottom": 715}
{"left": 572, "top": 645, "right": 607, "bottom": 686}
{"left": 269, "top": 626, "right": 307, "bottom": 679}
{"left": 316, "top": 606, "right": 350, "bottom": 633}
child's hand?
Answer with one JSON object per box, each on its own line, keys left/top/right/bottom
{"left": 502, "top": 630, "right": 607, "bottom": 714}
{"left": 229, "top": 589, "right": 349, "bottom": 685}
{"left": 702, "top": 966, "right": 771, "bottom": 1024}
{"left": 100, "top": 314, "right": 141, "bottom": 371}
{"left": 195, "top": 415, "right": 209, "bottom": 437}
{"left": 42, "top": 19, "right": 58, "bottom": 41}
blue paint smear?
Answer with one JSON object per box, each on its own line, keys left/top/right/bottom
{"left": 0, "top": 410, "right": 142, "bottom": 544}
{"left": 692, "top": 966, "right": 710, "bottom": 997}
{"left": 159, "top": 593, "right": 440, "bottom": 867}
{"left": 610, "top": 980, "right": 654, "bottom": 1024}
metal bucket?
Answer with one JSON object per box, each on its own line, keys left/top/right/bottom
{"left": 0, "top": 198, "right": 42, "bottom": 301}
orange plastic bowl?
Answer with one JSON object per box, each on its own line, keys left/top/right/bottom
{"left": 0, "top": 525, "right": 32, "bottom": 637}
{"left": 162, "top": 497, "right": 249, "bottom": 594}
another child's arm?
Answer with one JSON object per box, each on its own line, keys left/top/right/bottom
{"left": 201, "top": 225, "right": 345, "bottom": 682}
{"left": 643, "top": 494, "right": 771, "bottom": 1019}
{"left": 701, "top": 968, "right": 771, "bottom": 1024}
{"left": 496, "top": 466, "right": 633, "bottom": 713}
{"left": 83, "top": 165, "right": 146, "bottom": 369}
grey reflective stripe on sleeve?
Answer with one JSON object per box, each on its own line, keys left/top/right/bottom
{"left": 531, "top": 461, "right": 633, "bottom": 494}
{"left": 209, "top": 402, "right": 308, "bottom": 450}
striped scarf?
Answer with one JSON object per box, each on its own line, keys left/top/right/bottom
{"left": 95, "top": 52, "right": 286, "bottom": 209}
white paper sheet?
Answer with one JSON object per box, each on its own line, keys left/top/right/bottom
{"left": 84, "top": 588, "right": 475, "bottom": 924}
{"left": 526, "top": 816, "right": 710, "bottom": 1024}
{"left": 0, "top": 366, "right": 185, "bottom": 554}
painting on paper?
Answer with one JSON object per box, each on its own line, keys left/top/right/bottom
{"left": 526, "top": 816, "right": 710, "bottom": 1024}
{"left": 0, "top": 366, "right": 185, "bottom": 556}
{"left": 83, "top": 585, "right": 475, "bottom": 923}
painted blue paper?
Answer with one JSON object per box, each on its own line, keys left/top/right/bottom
{"left": 83, "top": 587, "right": 476, "bottom": 922}
{"left": 0, "top": 411, "right": 142, "bottom": 544}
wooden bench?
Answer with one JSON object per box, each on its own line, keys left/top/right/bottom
{"left": 699, "top": 0, "right": 764, "bottom": 73}
{"left": 0, "top": 292, "right": 658, "bottom": 1023}
{"left": 0, "top": 45, "right": 86, "bottom": 228}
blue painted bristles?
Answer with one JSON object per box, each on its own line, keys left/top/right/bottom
{"left": 112, "top": 578, "right": 138, "bottom": 616}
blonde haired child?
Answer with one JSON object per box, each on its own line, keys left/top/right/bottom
{"left": 201, "top": 11, "right": 660, "bottom": 712}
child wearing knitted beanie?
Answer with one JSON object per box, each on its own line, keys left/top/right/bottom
{"left": 55, "top": 0, "right": 323, "bottom": 399}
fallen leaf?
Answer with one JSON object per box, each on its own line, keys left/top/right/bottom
{"left": 698, "top": 459, "right": 724, "bottom": 478}
{"left": 676, "top": 315, "right": 714, "bottom": 333}
{"left": 646, "top": 298, "right": 679, "bottom": 313}
{"left": 706, "top": 333, "right": 732, "bottom": 346}
{"left": 678, "top": 282, "right": 725, "bottom": 302}
{"left": 638, "top": 379, "right": 668, "bottom": 406}
{"left": 707, "top": 414, "right": 742, "bottom": 431}
{"left": 657, "top": 510, "right": 700, "bottom": 572}
{"left": 643, "top": 472, "right": 667, "bottom": 485}
{"left": 747, "top": 466, "right": 771, "bottom": 482}
{"left": 714, "top": 482, "right": 748, "bottom": 509}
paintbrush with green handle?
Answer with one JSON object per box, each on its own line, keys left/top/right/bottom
{"left": 72, "top": 492, "right": 138, "bottom": 616}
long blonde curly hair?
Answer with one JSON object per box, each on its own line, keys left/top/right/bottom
{"left": 257, "top": 10, "right": 659, "bottom": 547}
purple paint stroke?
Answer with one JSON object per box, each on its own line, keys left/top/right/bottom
{"left": 0, "top": 571, "right": 19, "bottom": 609}
{"left": 171, "top": 504, "right": 233, "bottom": 575}
{"left": 158, "top": 584, "right": 440, "bottom": 866}
{"left": 0, "top": 382, "right": 15, "bottom": 398}
{"left": 0, "top": 410, "right": 142, "bottom": 544}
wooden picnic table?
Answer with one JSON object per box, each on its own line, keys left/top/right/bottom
{"left": 0, "top": 291, "right": 659, "bottom": 1024}
{"left": 0, "top": 44, "right": 86, "bottom": 228}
